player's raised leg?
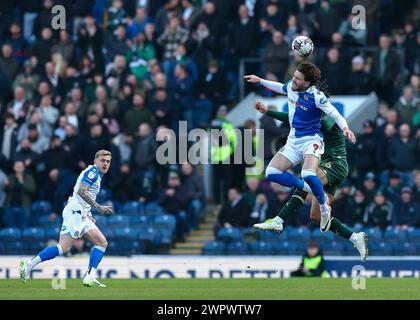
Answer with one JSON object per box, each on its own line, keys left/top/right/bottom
{"left": 310, "top": 197, "right": 368, "bottom": 262}
{"left": 82, "top": 228, "right": 108, "bottom": 287}
{"left": 20, "top": 234, "right": 74, "bottom": 283}
{"left": 302, "top": 154, "right": 331, "bottom": 232}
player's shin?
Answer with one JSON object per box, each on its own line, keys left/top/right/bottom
{"left": 87, "top": 245, "right": 106, "bottom": 277}
{"left": 278, "top": 189, "right": 308, "bottom": 222}
{"left": 329, "top": 218, "right": 353, "bottom": 240}
{"left": 301, "top": 170, "right": 327, "bottom": 205}
{"left": 28, "top": 244, "right": 64, "bottom": 270}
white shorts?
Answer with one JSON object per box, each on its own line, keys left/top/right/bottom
{"left": 60, "top": 204, "right": 97, "bottom": 239}
{"left": 278, "top": 135, "right": 325, "bottom": 166}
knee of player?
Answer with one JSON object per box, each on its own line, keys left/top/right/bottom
{"left": 99, "top": 239, "right": 108, "bottom": 249}
{"left": 58, "top": 243, "right": 71, "bottom": 254}
{"left": 265, "top": 166, "right": 283, "bottom": 179}
{"left": 301, "top": 168, "right": 317, "bottom": 179}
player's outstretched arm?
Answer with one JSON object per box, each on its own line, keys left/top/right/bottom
{"left": 316, "top": 96, "right": 357, "bottom": 144}
{"left": 244, "top": 75, "right": 287, "bottom": 95}
{"left": 256, "top": 101, "right": 289, "bottom": 123}
{"left": 78, "top": 182, "right": 113, "bottom": 215}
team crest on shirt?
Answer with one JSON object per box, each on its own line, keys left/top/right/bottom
{"left": 88, "top": 171, "right": 95, "bottom": 179}
{"left": 320, "top": 97, "right": 327, "bottom": 104}
{"left": 304, "top": 95, "right": 309, "bottom": 101}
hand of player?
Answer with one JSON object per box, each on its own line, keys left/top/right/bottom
{"left": 244, "top": 74, "right": 261, "bottom": 84}
{"left": 255, "top": 101, "right": 267, "bottom": 114}
{"left": 343, "top": 127, "right": 357, "bottom": 144}
{"left": 98, "top": 205, "right": 113, "bottom": 215}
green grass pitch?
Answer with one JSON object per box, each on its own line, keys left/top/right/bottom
{"left": 1, "top": 278, "right": 420, "bottom": 300}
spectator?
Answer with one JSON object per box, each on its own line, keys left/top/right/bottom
{"left": 109, "top": 163, "right": 141, "bottom": 203}
{"left": 51, "top": 30, "right": 75, "bottom": 65}
{"left": 353, "top": 120, "right": 376, "bottom": 180}
{"left": 12, "top": 59, "right": 40, "bottom": 100}
{"left": 0, "top": 166, "right": 8, "bottom": 226}
{"left": 124, "top": 91, "right": 155, "bottom": 134}
{"left": 249, "top": 193, "right": 269, "bottom": 226}
{"left": 345, "top": 189, "right": 368, "bottom": 227}
{"left": 0, "top": 43, "right": 19, "bottom": 86}
{"left": 37, "top": 136, "right": 78, "bottom": 213}
{"left": 394, "top": 85, "right": 419, "bottom": 126}
{"left": 125, "top": 7, "right": 152, "bottom": 39}
{"left": 263, "top": 31, "right": 289, "bottom": 81}
{"left": 1, "top": 113, "right": 19, "bottom": 168}
{"left": 345, "top": 56, "right": 372, "bottom": 95}
{"left": 12, "top": 138, "right": 39, "bottom": 173}
{"left": 111, "top": 130, "right": 133, "bottom": 164}
{"left": 384, "top": 173, "right": 402, "bottom": 204}
{"left": 133, "top": 123, "right": 157, "bottom": 197}
{"left": 107, "top": 0, "right": 127, "bottom": 32}
{"left": 217, "top": 187, "right": 251, "bottom": 229}
{"left": 392, "top": 187, "right": 419, "bottom": 229}
{"left": 291, "top": 240, "right": 327, "bottom": 277}
{"left": 150, "top": 88, "right": 175, "bottom": 128}
{"left": 196, "top": 59, "right": 227, "bottom": 116}
{"left": 228, "top": 5, "right": 259, "bottom": 68}
{"left": 413, "top": 171, "right": 420, "bottom": 204}
{"left": 338, "top": 12, "right": 367, "bottom": 46}
{"left": 8, "top": 86, "right": 30, "bottom": 124}
{"left": 31, "top": 28, "right": 54, "bottom": 70}
{"left": 388, "top": 123, "right": 417, "bottom": 187}
{"left": 105, "top": 24, "right": 130, "bottom": 62}
{"left": 157, "top": 15, "right": 189, "bottom": 74}
{"left": 173, "top": 64, "right": 194, "bottom": 130}
{"left": 4, "top": 161, "right": 35, "bottom": 228}
{"left": 77, "top": 15, "right": 105, "bottom": 72}
{"left": 321, "top": 47, "right": 346, "bottom": 94}
{"left": 79, "top": 124, "right": 110, "bottom": 165}
{"left": 158, "top": 171, "right": 191, "bottom": 241}
{"left": 243, "top": 177, "right": 262, "bottom": 208}
{"left": 361, "top": 172, "right": 378, "bottom": 203}
{"left": 363, "top": 189, "right": 393, "bottom": 230}
{"left": 8, "top": 22, "right": 30, "bottom": 66}
{"left": 181, "top": 162, "right": 205, "bottom": 230}
{"left": 372, "top": 35, "right": 401, "bottom": 104}
{"left": 314, "top": 0, "right": 341, "bottom": 46}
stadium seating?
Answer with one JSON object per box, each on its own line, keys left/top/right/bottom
{"left": 0, "top": 228, "right": 21, "bottom": 242}
{"left": 311, "top": 229, "right": 335, "bottom": 243}
{"left": 365, "top": 227, "right": 383, "bottom": 242}
{"left": 384, "top": 228, "right": 407, "bottom": 243}
{"left": 217, "top": 227, "right": 242, "bottom": 243}
{"left": 96, "top": 189, "right": 113, "bottom": 203}
{"left": 121, "top": 201, "right": 143, "bottom": 216}
{"left": 249, "top": 241, "right": 274, "bottom": 255}
{"left": 129, "top": 215, "right": 152, "bottom": 228}
{"left": 241, "top": 227, "right": 260, "bottom": 243}
{"left": 287, "top": 227, "right": 311, "bottom": 242}
{"left": 35, "top": 215, "right": 62, "bottom": 229}
{"left": 225, "top": 240, "right": 248, "bottom": 255}
{"left": 108, "top": 215, "right": 130, "bottom": 228}
{"left": 153, "top": 214, "right": 177, "bottom": 231}
{"left": 137, "top": 227, "right": 162, "bottom": 253}
{"left": 322, "top": 242, "right": 345, "bottom": 256}
{"left": 407, "top": 228, "right": 420, "bottom": 242}
{"left": 202, "top": 241, "right": 225, "bottom": 255}
{"left": 31, "top": 201, "right": 52, "bottom": 217}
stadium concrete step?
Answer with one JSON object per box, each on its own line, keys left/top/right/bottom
{"left": 169, "top": 203, "right": 220, "bottom": 255}
{"left": 174, "top": 242, "right": 206, "bottom": 249}
{"left": 169, "top": 248, "right": 202, "bottom": 255}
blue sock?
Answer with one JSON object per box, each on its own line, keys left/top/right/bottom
{"left": 266, "top": 167, "right": 304, "bottom": 189}
{"left": 304, "top": 175, "right": 326, "bottom": 204}
{"left": 88, "top": 246, "right": 106, "bottom": 275}
{"left": 38, "top": 244, "right": 63, "bottom": 262}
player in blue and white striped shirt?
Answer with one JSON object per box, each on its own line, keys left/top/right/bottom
{"left": 20, "top": 150, "right": 114, "bottom": 287}
{"left": 245, "top": 62, "right": 356, "bottom": 232}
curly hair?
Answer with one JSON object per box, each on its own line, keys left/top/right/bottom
{"left": 297, "top": 61, "right": 330, "bottom": 97}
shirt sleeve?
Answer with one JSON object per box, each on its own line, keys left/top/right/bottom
{"left": 81, "top": 168, "right": 99, "bottom": 187}
{"left": 315, "top": 93, "right": 348, "bottom": 130}
{"left": 266, "top": 110, "right": 289, "bottom": 123}
{"left": 260, "top": 79, "right": 290, "bottom": 95}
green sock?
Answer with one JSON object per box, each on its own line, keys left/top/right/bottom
{"left": 329, "top": 217, "right": 353, "bottom": 240}
{"left": 278, "top": 189, "right": 307, "bottom": 223}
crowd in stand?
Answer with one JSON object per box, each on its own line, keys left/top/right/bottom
{"left": 0, "top": 0, "right": 419, "bottom": 248}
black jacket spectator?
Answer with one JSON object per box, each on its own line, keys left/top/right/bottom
{"left": 388, "top": 124, "right": 417, "bottom": 173}
{"left": 392, "top": 188, "right": 419, "bottom": 228}
{"left": 217, "top": 189, "right": 251, "bottom": 228}
{"left": 363, "top": 190, "right": 393, "bottom": 230}
{"left": 353, "top": 120, "right": 376, "bottom": 178}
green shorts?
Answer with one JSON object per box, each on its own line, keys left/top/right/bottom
{"left": 320, "top": 155, "right": 349, "bottom": 195}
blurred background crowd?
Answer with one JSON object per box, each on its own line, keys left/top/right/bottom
{"left": 0, "top": 0, "right": 419, "bottom": 255}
